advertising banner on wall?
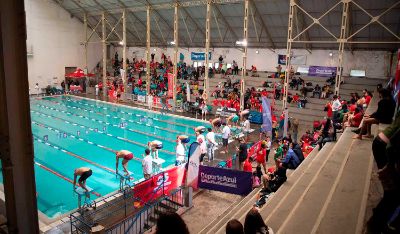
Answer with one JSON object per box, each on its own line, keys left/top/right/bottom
{"left": 278, "top": 55, "right": 307, "bottom": 65}
{"left": 198, "top": 166, "right": 252, "bottom": 195}
{"left": 308, "top": 66, "right": 337, "bottom": 77}
{"left": 167, "top": 73, "right": 174, "bottom": 97}
{"left": 191, "top": 52, "right": 212, "bottom": 61}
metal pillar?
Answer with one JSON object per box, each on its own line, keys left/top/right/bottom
{"left": 146, "top": 6, "right": 151, "bottom": 95}
{"left": 122, "top": 10, "right": 127, "bottom": 93}
{"left": 204, "top": 0, "right": 211, "bottom": 102}
{"left": 335, "top": 0, "right": 349, "bottom": 95}
{"left": 0, "top": 0, "right": 39, "bottom": 232}
{"left": 84, "top": 13, "right": 88, "bottom": 74}
{"left": 240, "top": 0, "right": 249, "bottom": 111}
{"left": 173, "top": 4, "right": 179, "bottom": 109}
{"left": 102, "top": 12, "right": 107, "bottom": 97}
{"left": 282, "top": 0, "right": 295, "bottom": 137}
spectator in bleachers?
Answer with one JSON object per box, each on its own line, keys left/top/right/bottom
{"left": 368, "top": 112, "right": 399, "bottom": 233}
{"left": 312, "top": 84, "right": 321, "bottom": 98}
{"left": 226, "top": 219, "right": 244, "bottom": 234}
{"left": 155, "top": 211, "right": 189, "bottom": 234}
{"left": 244, "top": 208, "right": 273, "bottom": 234}
{"left": 331, "top": 95, "right": 342, "bottom": 122}
{"left": 256, "top": 141, "right": 268, "bottom": 174}
{"left": 353, "top": 89, "right": 395, "bottom": 140}
{"left": 318, "top": 118, "right": 333, "bottom": 150}
{"left": 280, "top": 145, "right": 300, "bottom": 170}
{"left": 275, "top": 65, "right": 282, "bottom": 78}
{"left": 261, "top": 162, "right": 288, "bottom": 194}
{"left": 343, "top": 107, "right": 363, "bottom": 129}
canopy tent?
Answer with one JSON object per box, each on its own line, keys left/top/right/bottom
{"left": 65, "top": 68, "right": 95, "bottom": 78}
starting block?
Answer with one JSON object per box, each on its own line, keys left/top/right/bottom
{"left": 152, "top": 158, "right": 165, "bottom": 173}
{"left": 74, "top": 186, "right": 96, "bottom": 211}
{"left": 116, "top": 170, "right": 134, "bottom": 190}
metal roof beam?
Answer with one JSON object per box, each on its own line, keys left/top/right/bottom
{"left": 92, "top": 0, "right": 144, "bottom": 43}
{"left": 249, "top": 0, "right": 275, "bottom": 49}
{"left": 144, "top": 0, "right": 190, "bottom": 47}
{"left": 213, "top": 4, "right": 239, "bottom": 43}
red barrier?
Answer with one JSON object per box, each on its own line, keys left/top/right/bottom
{"left": 248, "top": 141, "right": 262, "bottom": 159}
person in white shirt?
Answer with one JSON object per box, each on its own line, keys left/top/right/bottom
{"left": 95, "top": 84, "right": 99, "bottom": 96}
{"left": 242, "top": 117, "right": 251, "bottom": 142}
{"left": 35, "top": 83, "right": 40, "bottom": 96}
{"left": 331, "top": 95, "right": 342, "bottom": 122}
{"left": 206, "top": 128, "right": 218, "bottom": 161}
{"left": 196, "top": 130, "right": 207, "bottom": 165}
{"left": 147, "top": 94, "right": 153, "bottom": 110}
{"left": 175, "top": 138, "right": 186, "bottom": 166}
{"left": 142, "top": 149, "right": 153, "bottom": 179}
{"left": 221, "top": 122, "right": 231, "bottom": 154}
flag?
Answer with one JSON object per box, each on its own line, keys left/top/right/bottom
{"left": 261, "top": 97, "right": 272, "bottom": 132}
{"left": 186, "top": 142, "right": 200, "bottom": 189}
{"left": 186, "top": 82, "right": 191, "bottom": 102}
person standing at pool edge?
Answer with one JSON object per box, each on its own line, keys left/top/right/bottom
{"left": 115, "top": 150, "right": 134, "bottom": 176}
{"left": 73, "top": 167, "right": 92, "bottom": 197}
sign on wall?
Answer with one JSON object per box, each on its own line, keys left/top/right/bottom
{"left": 198, "top": 165, "right": 252, "bottom": 196}
{"left": 191, "top": 52, "right": 212, "bottom": 61}
{"left": 278, "top": 55, "right": 307, "bottom": 65}
{"left": 308, "top": 66, "right": 337, "bottom": 77}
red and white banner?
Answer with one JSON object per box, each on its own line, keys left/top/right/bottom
{"left": 168, "top": 73, "right": 174, "bottom": 98}
{"left": 132, "top": 165, "right": 186, "bottom": 205}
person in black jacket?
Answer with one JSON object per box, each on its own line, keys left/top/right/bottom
{"left": 291, "top": 142, "right": 304, "bottom": 162}
{"left": 353, "top": 89, "right": 395, "bottom": 140}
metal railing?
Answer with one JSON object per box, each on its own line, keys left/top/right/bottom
{"left": 106, "top": 187, "right": 184, "bottom": 234}
{"left": 70, "top": 171, "right": 184, "bottom": 234}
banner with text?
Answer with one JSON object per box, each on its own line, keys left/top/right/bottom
{"left": 187, "top": 142, "right": 201, "bottom": 189}
{"left": 167, "top": 73, "right": 174, "bottom": 97}
{"left": 191, "top": 52, "right": 212, "bottom": 61}
{"left": 308, "top": 66, "right": 337, "bottom": 77}
{"left": 198, "top": 166, "right": 252, "bottom": 195}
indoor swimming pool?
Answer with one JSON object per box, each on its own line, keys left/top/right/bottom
{"left": 22, "top": 95, "right": 209, "bottom": 219}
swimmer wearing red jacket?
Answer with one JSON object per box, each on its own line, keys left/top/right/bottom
{"left": 116, "top": 150, "right": 134, "bottom": 176}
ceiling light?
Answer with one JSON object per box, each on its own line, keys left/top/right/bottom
{"left": 256, "top": 50, "right": 259, "bottom": 54}
{"left": 170, "top": 41, "right": 176, "bottom": 45}
{"left": 153, "top": 48, "right": 157, "bottom": 52}
{"left": 119, "top": 41, "right": 124, "bottom": 45}
{"left": 329, "top": 52, "right": 333, "bottom": 57}
{"left": 235, "top": 40, "right": 247, "bottom": 46}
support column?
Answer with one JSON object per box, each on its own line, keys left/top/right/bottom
{"left": 240, "top": 0, "right": 249, "bottom": 111}
{"left": 146, "top": 6, "right": 151, "bottom": 95}
{"left": 102, "top": 12, "right": 107, "bottom": 97}
{"left": 204, "top": 0, "right": 211, "bottom": 103}
{"left": 84, "top": 13, "right": 88, "bottom": 74}
{"left": 173, "top": 4, "right": 179, "bottom": 109}
{"left": 122, "top": 10, "right": 127, "bottom": 94}
{"left": 0, "top": 0, "right": 39, "bottom": 232}
{"left": 283, "top": 0, "right": 295, "bottom": 137}
{"left": 335, "top": 0, "right": 349, "bottom": 95}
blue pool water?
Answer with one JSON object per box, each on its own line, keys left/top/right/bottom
{"left": 25, "top": 95, "right": 209, "bottom": 219}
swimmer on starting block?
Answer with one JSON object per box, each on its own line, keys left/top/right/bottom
{"left": 115, "top": 150, "right": 134, "bottom": 176}
{"left": 73, "top": 167, "right": 92, "bottom": 197}
{"left": 227, "top": 113, "right": 240, "bottom": 127}
{"left": 148, "top": 140, "right": 163, "bottom": 159}
{"left": 210, "top": 117, "right": 222, "bottom": 132}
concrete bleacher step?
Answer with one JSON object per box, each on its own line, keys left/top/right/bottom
{"left": 261, "top": 142, "right": 336, "bottom": 231}
{"left": 275, "top": 129, "right": 354, "bottom": 233}
{"left": 199, "top": 187, "right": 261, "bottom": 234}
{"left": 208, "top": 146, "right": 323, "bottom": 234}
{"left": 313, "top": 138, "right": 373, "bottom": 234}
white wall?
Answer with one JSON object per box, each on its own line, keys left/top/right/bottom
{"left": 25, "top": 0, "right": 102, "bottom": 89}
{"left": 116, "top": 46, "right": 391, "bottom": 79}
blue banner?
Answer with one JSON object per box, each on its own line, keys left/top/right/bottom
{"left": 198, "top": 165, "right": 252, "bottom": 195}
{"left": 261, "top": 97, "right": 272, "bottom": 132}
{"left": 191, "top": 52, "right": 212, "bottom": 61}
